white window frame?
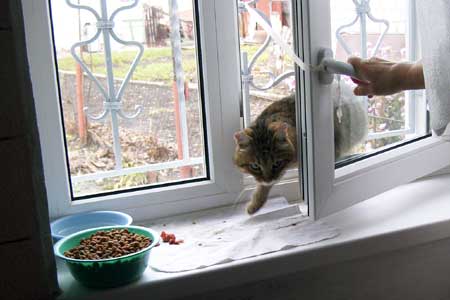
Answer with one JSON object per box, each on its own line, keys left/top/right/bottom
{"left": 23, "top": 0, "right": 450, "bottom": 223}
{"left": 22, "top": 0, "right": 245, "bottom": 221}
{"left": 302, "top": 0, "right": 450, "bottom": 219}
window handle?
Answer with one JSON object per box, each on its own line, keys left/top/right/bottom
{"left": 317, "top": 47, "right": 357, "bottom": 84}
{"left": 321, "top": 58, "right": 356, "bottom": 78}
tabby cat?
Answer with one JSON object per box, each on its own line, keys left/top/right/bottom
{"left": 234, "top": 82, "right": 367, "bottom": 214}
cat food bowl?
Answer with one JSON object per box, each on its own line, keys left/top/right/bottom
{"left": 50, "top": 211, "right": 133, "bottom": 242}
{"left": 54, "top": 225, "right": 159, "bottom": 288}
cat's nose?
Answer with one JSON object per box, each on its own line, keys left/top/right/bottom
{"left": 263, "top": 175, "right": 273, "bottom": 182}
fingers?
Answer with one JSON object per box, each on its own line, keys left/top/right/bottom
{"left": 349, "top": 56, "right": 374, "bottom": 97}
{"left": 348, "top": 56, "right": 399, "bottom": 97}
{"left": 347, "top": 56, "right": 362, "bottom": 66}
{"left": 367, "top": 57, "right": 390, "bottom": 64}
{"left": 347, "top": 56, "right": 362, "bottom": 75}
{"left": 353, "top": 85, "right": 373, "bottom": 98}
{"left": 347, "top": 56, "right": 370, "bottom": 82}
{"left": 351, "top": 77, "right": 368, "bottom": 85}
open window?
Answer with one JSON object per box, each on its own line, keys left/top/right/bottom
{"left": 237, "top": 0, "right": 303, "bottom": 200}
{"left": 22, "top": 0, "right": 450, "bottom": 222}
{"left": 302, "top": 0, "right": 450, "bottom": 219}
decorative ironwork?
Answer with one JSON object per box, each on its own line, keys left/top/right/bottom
{"left": 66, "top": 0, "right": 144, "bottom": 169}
{"left": 333, "top": 0, "right": 419, "bottom": 142}
{"left": 65, "top": 0, "right": 199, "bottom": 185}
{"left": 239, "top": 0, "right": 415, "bottom": 142}
{"left": 335, "top": 0, "right": 390, "bottom": 58}
{"left": 239, "top": 0, "right": 295, "bottom": 125}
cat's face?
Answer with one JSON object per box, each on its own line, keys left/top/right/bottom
{"left": 233, "top": 122, "right": 296, "bottom": 185}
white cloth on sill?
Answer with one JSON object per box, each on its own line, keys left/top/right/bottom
{"left": 416, "top": 0, "right": 450, "bottom": 138}
{"left": 145, "top": 197, "right": 339, "bottom": 273}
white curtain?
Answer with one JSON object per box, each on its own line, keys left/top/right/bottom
{"left": 416, "top": 0, "right": 450, "bottom": 139}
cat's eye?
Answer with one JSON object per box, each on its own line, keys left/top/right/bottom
{"left": 249, "top": 163, "right": 261, "bottom": 172}
{"left": 273, "top": 160, "right": 284, "bottom": 169}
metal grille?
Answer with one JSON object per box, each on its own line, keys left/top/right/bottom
{"left": 64, "top": 0, "right": 202, "bottom": 185}
{"left": 238, "top": 0, "right": 295, "bottom": 126}
{"left": 239, "top": 0, "right": 421, "bottom": 142}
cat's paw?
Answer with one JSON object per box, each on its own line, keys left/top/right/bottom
{"left": 246, "top": 202, "right": 260, "bottom": 215}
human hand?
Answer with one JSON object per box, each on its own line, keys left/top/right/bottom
{"left": 347, "top": 56, "right": 424, "bottom": 97}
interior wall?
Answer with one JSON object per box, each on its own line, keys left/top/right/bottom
{"left": 185, "top": 237, "right": 450, "bottom": 300}
{"left": 0, "top": 1, "right": 58, "bottom": 299}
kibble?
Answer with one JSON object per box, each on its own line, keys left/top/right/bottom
{"left": 64, "top": 229, "right": 152, "bottom": 260}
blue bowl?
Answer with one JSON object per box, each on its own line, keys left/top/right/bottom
{"left": 50, "top": 211, "right": 133, "bottom": 242}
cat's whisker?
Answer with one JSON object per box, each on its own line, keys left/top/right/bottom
{"left": 231, "top": 188, "right": 247, "bottom": 210}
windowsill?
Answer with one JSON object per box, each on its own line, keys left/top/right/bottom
{"left": 56, "top": 172, "right": 450, "bottom": 300}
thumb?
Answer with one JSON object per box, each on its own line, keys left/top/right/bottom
{"left": 353, "top": 85, "right": 373, "bottom": 96}
{"left": 347, "top": 56, "right": 369, "bottom": 81}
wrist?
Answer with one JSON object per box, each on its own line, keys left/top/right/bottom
{"left": 406, "top": 63, "right": 425, "bottom": 90}
{"left": 392, "top": 62, "right": 424, "bottom": 91}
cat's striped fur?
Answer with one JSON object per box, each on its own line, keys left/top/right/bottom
{"left": 234, "top": 84, "right": 367, "bottom": 214}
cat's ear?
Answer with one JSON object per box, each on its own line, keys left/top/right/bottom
{"left": 273, "top": 122, "right": 289, "bottom": 139}
{"left": 234, "top": 130, "right": 251, "bottom": 147}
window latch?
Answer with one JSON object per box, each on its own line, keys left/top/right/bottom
{"left": 317, "top": 47, "right": 357, "bottom": 85}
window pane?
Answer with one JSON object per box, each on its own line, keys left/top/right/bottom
{"left": 329, "top": 0, "right": 430, "bottom": 166}
{"left": 237, "top": 0, "right": 302, "bottom": 204}
{"left": 238, "top": 0, "right": 296, "bottom": 124}
{"left": 49, "top": 0, "right": 208, "bottom": 198}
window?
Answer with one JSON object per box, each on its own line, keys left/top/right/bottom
{"left": 238, "top": 0, "right": 296, "bottom": 125}
{"left": 330, "top": 0, "right": 428, "bottom": 166}
{"left": 23, "top": 0, "right": 450, "bottom": 221}
{"left": 50, "top": 0, "right": 209, "bottom": 199}
{"left": 303, "top": 0, "right": 450, "bottom": 219}
{"left": 237, "top": 0, "right": 302, "bottom": 200}
{"left": 23, "top": 0, "right": 243, "bottom": 219}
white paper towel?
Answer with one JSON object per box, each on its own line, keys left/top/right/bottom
{"left": 416, "top": 0, "right": 450, "bottom": 137}
{"left": 145, "top": 197, "right": 339, "bottom": 273}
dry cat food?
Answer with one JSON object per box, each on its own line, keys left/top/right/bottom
{"left": 64, "top": 229, "right": 152, "bottom": 260}
{"left": 160, "top": 231, "right": 183, "bottom": 245}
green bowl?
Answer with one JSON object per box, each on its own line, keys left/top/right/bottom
{"left": 54, "top": 225, "right": 160, "bottom": 288}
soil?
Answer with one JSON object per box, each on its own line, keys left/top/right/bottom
{"left": 59, "top": 70, "right": 291, "bottom": 196}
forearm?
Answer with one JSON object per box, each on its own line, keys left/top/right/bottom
{"left": 407, "top": 62, "right": 425, "bottom": 90}
{"left": 393, "top": 62, "right": 425, "bottom": 91}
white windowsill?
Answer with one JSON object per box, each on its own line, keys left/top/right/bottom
{"left": 56, "top": 172, "right": 450, "bottom": 300}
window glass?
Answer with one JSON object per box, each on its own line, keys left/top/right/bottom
{"left": 238, "top": 0, "right": 296, "bottom": 124}
{"left": 49, "top": 0, "right": 208, "bottom": 199}
{"left": 236, "top": 0, "right": 302, "bottom": 202}
{"left": 329, "top": 0, "right": 429, "bottom": 166}
{"left": 237, "top": 0, "right": 302, "bottom": 206}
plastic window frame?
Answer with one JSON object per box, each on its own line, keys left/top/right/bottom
{"left": 21, "top": 0, "right": 244, "bottom": 221}
{"left": 301, "top": 0, "right": 450, "bottom": 220}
